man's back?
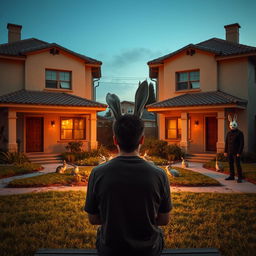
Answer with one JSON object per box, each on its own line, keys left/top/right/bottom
{"left": 85, "top": 155, "right": 171, "bottom": 255}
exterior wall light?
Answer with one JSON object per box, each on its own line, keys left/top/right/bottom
{"left": 51, "top": 121, "right": 56, "bottom": 127}
{"left": 194, "top": 120, "right": 199, "bottom": 126}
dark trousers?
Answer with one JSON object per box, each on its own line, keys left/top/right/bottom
{"left": 228, "top": 154, "right": 243, "bottom": 179}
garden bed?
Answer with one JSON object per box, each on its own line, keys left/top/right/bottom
{"left": 0, "top": 163, "right": 43, "bottom": 179}
{"left": 0, "top": 191, "right": 255, "bottom": 256}
{"left": 203, "top": 161, "right": 256, "bottom": 184}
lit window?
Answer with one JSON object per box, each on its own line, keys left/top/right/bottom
{"left": 46, "top": 70, "right": 71, "bottom": 89}
{"left": 61, "top": 118, "right": 85, "bottom": 140}
{"left": 166, "top": 117, "right": 181, "bottom": 139}
{"left": 176, "top": 70, "right": 200, "bottom": 91}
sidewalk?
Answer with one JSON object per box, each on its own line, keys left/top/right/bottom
{"left": 0, "top": 162, "right": 256, "bottom": 195}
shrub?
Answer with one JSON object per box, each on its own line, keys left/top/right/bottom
{"left": 65, "top": 141, "right": 83, "bottom": 153}
{"left": 0, "top": 151, "right": 30, "bottom": 164}
{"left": 75, "top": 157, "right": 101, "bottom": 166}
{"left": 149, "top": 156, "right": 169, "bottom": 165}
{"left": 141, "top": 138, "right": 184, "bottom": 160}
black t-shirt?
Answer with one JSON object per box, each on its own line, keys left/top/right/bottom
{"left": 84, "top": 156, "right": 172, "bottom": 255}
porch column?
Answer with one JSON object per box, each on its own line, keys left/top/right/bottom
{"left": 217, "top": 110, "right": 225, "bottom": 153}
{"left": 8, "top": 109, "right": 17, "bottom": 152}
{"left": 180, "top": 112, "right": 188, "bottom": 152}
{"left": 89, "top": 112, "right": 98, "bottom": 150}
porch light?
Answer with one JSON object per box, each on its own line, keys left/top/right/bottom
{"left": 194, "top": 120, "right": 199, "bottom": 126}
{"left": 51, "top": 121, "right": 56, "bottom": 127}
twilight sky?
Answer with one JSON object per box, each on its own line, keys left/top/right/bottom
{"left": 1, "top": 0, "right": 256, "bottom": 104}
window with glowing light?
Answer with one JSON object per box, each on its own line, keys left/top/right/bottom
{"left": 45, "top": 70, "right": 71, "bottom": 89}
{"left": 176, "top": 70, "right": 200, "bottom": 91}
{"left": 165, "top": 117, "right": 181, "bottom": 139}
{"left": 61, "top": 118, "right": 86, "bottom": 140}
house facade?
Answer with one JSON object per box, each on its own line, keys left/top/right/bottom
{"left": 0, "top": 24, "right": 106, "bottom": 153}
{"left": 147, "top": 23, "right": 256, "bottom": 153}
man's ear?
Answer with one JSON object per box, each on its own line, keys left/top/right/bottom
{"left": 139, "top": 135, "right": 145, "bottom": 145}
{"left": 113, "top": 135, "right": 118, "bottom": 146}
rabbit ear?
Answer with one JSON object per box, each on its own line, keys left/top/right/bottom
{"left": 233, "top": 113, "right": 237, "bottom": 122}
{"left": 228, "top": 114, "right": 232, "bottom": 122}
{"left": 134, "top": 80, "right": 149, "bottom": 118}
{"left": 106, "top": 93, "right": 122, "bottom": 120}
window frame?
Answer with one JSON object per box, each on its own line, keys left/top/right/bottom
{"left": 165, "top": 117, "right": 181, "bottom": 140}
{"left": 176, "top": 69, "right": 200, "bottom": 91}
{"left": 60, "top": 117, "right": 86, "bottom": 140}
{"left": 45, "top": 69, "right": 72, "bottom": 90}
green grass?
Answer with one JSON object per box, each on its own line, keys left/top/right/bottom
{"left": 162, "top": 167, "right": 221, "bottom": 186}
{"left": 8, "top": 166, "right": 220, "bottom": 187}
{"left": 203, "top": 161, "right": 256, "bottom": 183}
{"left": 0, "top": 191, "right": 255, "bottom": 256}
{"left": 0, "top": 163, "right": 42, "bottom": 178}
{"left": 8, "top": 167, "right": 93, "bottom": 188}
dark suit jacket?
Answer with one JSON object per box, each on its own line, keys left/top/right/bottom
{"left": 224, "top": 129, "right": 244, "bottom": 155}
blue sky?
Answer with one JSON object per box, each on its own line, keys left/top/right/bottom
{"left": 1, "top": 0, "right": 256, "bottom": 104}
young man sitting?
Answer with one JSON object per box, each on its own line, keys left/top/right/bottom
{"left": 84, "top": 115, "right": 172, "bottom": 256}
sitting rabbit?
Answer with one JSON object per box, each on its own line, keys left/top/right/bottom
{"left": 181, "top": 157, "right": 189, "bottom": 168}
{"left": 56, "top": 160, "right": 67, "bottom": 174}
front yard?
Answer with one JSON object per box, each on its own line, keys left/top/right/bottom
{"left": 0, "top": 191, "right": 255, "bottom": 256}
{"left": 7, "top": 166, "right": 220, "bottom": 187}
{"left": 203, "top": 161, "right": 256, "bottom": 183}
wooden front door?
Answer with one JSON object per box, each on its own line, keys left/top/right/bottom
{"left": 205, "top": 116, "right": 217, "bottom": 151}
{"left": 26, "top": 117, "right": 43, "bottom": 152}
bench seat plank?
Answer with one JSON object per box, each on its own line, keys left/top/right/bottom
{"left": 35, "top": 248, "right": 221, "bottom": 256}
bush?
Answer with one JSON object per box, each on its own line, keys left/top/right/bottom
{"left": 65, "top": 141, "right": 83, "bottom": 153}
{"left": 149, "top": 156, "right": 169, "bottom": 165}
{"left": 141, "top": 138, "right": 184, "bottom": 160}
{"left": 75, "top": 157, "right": 101, "bottom": 166}
{"left": 0, "top": 151, "right": 30, "bottom": 164}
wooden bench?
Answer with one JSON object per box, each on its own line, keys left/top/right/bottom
{"left": 35, "top": 248, "right": 221, "bottom": 255}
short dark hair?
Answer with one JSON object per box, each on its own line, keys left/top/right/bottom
{"left": 113, "top": 115, "right": 144, "bottom": 153}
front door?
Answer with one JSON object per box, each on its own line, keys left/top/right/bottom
{"left": 205, "top": 116, "right": 217, "bottom": 151}
{"left": 26, "top": 117, "right": 43, "bottom": 152}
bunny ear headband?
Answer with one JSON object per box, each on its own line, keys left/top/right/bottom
{"left": 106, "top": 80, "right": 149, "bottom": 120}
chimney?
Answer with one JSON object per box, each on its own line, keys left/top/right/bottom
{"left": 7, "top": 23, "right": 22, "bottom": 43}
{"left": 224, "top": 23, "right": 241, "bottom": 44}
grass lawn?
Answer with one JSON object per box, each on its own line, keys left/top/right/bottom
{"left": 0, "top": 191, "right": 255, "bottom": 256}
{"left": 7, "top": 167, "right": 93, "bottom": 188}
{"left": 8, "top": 166, "right": 220, "bottom": 187}
{"left": 203, "top": 161, "right": 256, "bottom": 184}
{"left": 163, "top": 166, "right": 221, "bottom": 187}
{"left": 0, "top": 163, "right": 42, "bottom": 179}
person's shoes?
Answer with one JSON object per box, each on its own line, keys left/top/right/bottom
{"left": 237, "top": 179, "right": 242, "bottom": 183}
{"left": 225, "top": 176, "right": 235, "bottom": 180}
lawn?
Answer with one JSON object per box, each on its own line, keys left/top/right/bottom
{"left": 203, "top": 161, "right": 256, "bottom": 183}
{"left": 0, "top": 163, "right": 42, "bottom": 179}
{"left": 8, "top": 166, "right": 220, "bottom": 187}
{"left": 0, "top": 191, "right": 255, "bottom": 256}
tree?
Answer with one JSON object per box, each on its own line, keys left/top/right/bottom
{"left": 146, "top": 82, "right": 156, "bottom": 105}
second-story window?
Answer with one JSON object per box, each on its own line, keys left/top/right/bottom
{"left": 176, "top": 70, "right": 200, "bottom": 91}
{"left": 45, "top": 70, "right": 71, "bottom": 90}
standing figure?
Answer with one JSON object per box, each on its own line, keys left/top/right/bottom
{"left": 224, "top": 114, "right": 244, "bottom": 183}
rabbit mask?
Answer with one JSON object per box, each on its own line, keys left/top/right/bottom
{"left": 106, "top": 80, "right": 149, "bottom": 120}
{"left": 228, "top": 114, "right": 238, "bottom": 130}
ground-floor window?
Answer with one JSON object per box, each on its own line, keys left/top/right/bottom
{"left": 61, "top": 117, "right": 86, "bottom": 140}
{"left": 165, "top": 117, "right": 181, "bottom": 139}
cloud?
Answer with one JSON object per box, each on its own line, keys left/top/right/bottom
{"left": 109, "top": 48, "right": 162, "bottom": 68}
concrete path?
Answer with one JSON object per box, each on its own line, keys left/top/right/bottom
{"left": 0, "top": 162, "right": 256, "bottom": 195}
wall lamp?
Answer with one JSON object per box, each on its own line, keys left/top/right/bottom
{"left": 51, "top": 121, "right": 56, "bottom": 127}
{"left": 194, "top": 120, "right": 199, "bottom": 126}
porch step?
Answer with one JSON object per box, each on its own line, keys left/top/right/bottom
{"left": 186, "top": 153, "right": 216, "bottom": 163}
{"left": 26, "top": 153, "right": 63, "bottom": 164}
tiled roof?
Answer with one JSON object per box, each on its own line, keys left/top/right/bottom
{"left": 148, "top": 38, "right": 256, "bottom": 64}
{"left": 0, "top": 90, "right": 107, "bottom": 108}
{"left": 147, "top": 91, "right": 247, "bottom": 109}
{"left": 0, "top": 38, "right": 101, "bottom": 64}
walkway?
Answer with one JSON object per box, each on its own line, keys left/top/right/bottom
{"left": 0, "top": 162, "right": 256, "bottom": 195}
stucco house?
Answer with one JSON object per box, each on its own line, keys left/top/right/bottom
{"left": 147, "top": 23, "right": 256, "bottom": 154}
{"left": 0, "top": 23, "right": 107, "bottom": 157}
